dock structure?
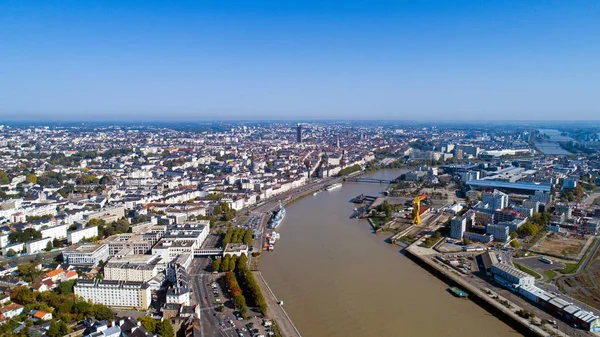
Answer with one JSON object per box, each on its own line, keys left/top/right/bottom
{"left": 389, "top": 224, "right": 416, "bottom": 244}
{"left": 351, "top": 194, "right": 377, "bottom": 204}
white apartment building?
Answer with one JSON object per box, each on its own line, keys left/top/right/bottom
{"left": 104, "top": 255, "right": 161, "bottom": 282}
{"left": 486, "top": 224, "right": 510, "bottom": 243}
{"left": 62, "top": 244, "right": 109, "bottom": 266}
{"left": 482, "top": 189, "right": 508, "bottom": 211}
{"left": 2, "top": 242, "right": 24, "bottom": 256}
{"left": 104, "top": 233, "right": 155, "bottom": 256}
{"left": 25, "top": 237, "right": 52, "bottom": 254}
{"left": 450, "top": 216, "right": 467, "bottom": 240}
{"left": 166, "top": 287, "right": 191, "bottom": 306}
{"left": 40, "top": 224, "right": 67, "bottom": 241}
{"left": 83, "top": 206, "right": 126, "bottom": 224}
{"left": 68, "top": 226, "right": 99, "bottom": 244}
{"left": 74, "top": 279, "right": 151, "bottom": 309}
{"left": 163, "top": 224, "right": 209, "bottom": 249}
{"left": 151, "top": 239, "right": 195, "bottom": 261}
{"left": 0, "top": 233, "right": 10, "bottom": 249}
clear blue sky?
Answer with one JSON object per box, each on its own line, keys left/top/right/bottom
{"left": 1, "top": 1, "right": 599, "bottom": 121}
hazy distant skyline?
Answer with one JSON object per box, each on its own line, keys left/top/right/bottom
{"left": 1, "top": 1, "right": 599, "bottom": 121}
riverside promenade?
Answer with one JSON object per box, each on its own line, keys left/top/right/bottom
{"left": 406, "top": 236, "right": 568, "bottom": 337}
{"left": 254, "top": 271, "right": 302, "bottom": 337}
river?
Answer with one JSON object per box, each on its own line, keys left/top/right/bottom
{"left": 536, "top": 129, "right": 574, "bottom": 155}
{"left": 261, "top": 169, "right": 524, "bottom": 337}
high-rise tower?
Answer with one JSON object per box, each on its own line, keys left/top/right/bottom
{"left": 296, "top": 124, "right": 302, "bottom": 143}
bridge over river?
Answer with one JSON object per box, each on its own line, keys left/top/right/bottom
{"left": 343, "top": 178, "right": 394, "bottom": 184}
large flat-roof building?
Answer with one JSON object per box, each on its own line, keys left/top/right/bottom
{"left": 491, "top": 263, "right": 535, "bottom": 288}
{"left": 25, "top": 237, "right": 52, "bottom": 254}
{"left": 104, "top": 254, "right": 162, "bottom": 282}
{"left": 83, "top": 207, "right": 125, "bottom": 224}
{"left": 62, "top": 244, "right": 109, "bottom": 266}
{"left": 67, "top": 226, "right": 98, "bottom": 244}
{"left": 74, "top": 279, "right": 151, "bottom": 309}
{"left": 493, "top": 262, "right": 600, "bottom": 332}
{"left": 467, "top": 180, "right": 551, "bottom": 195}
{"left": 104, "top": 233, "right": 157, "bottom": 256}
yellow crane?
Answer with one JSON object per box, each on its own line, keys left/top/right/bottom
{"left": 412, "top": 194, "right": 428, "bottom": 225}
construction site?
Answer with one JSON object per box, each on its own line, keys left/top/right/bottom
{"left": 556, "top": 239, "right": 600, "bottom": 310}
{"left": 531, "top": 232, "right": 590, "bottom": 261}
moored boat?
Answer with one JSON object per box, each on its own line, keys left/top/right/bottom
{"left": 449, "top": 287, "right": 468, "bottom": 298}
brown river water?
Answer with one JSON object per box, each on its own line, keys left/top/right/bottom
{"left": 261, "top": 169, "right": 524, "bottom": 337}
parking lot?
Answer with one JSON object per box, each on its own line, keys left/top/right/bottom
{"left": 209, "top": 275, "right": 274, "bottom": 337}
{"left": 514, "top": 256, "right": 564, "bottom": 271}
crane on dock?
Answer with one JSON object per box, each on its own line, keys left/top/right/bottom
{"left": 412, "top": 194, "right": 428, "bottom": 225}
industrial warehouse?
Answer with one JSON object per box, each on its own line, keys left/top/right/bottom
{"left": 492, "top": 263, "right": 600, "bottom": 332}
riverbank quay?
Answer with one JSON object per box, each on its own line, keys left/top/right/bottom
{"left": 254, "top": 271, "right": 302, "bottom": 337}
{"left": 406, "top": 240, "right": 567, "bottom": 337}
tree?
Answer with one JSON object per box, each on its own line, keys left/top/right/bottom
{"left": 6, "top": 249, "right": 16, "bottom": 257}
{"left": 212, "top": 258, "right": 221, "bottom": 272}
{"left": 510, "top": 240, "right": 520, "bottom": 248}
{"left": 214, "top": 205, "right": 222, "bottom": 215}
{"left": 510, "top": 232, "right": 518, "bottom": 240}
{"left": 138, "top": 316, "right": 157, "bottom": 334}
{"left": 92, "top": 304, "right": 115, "bottom": 320}
{"left": 243, "top": 230, "right": 253, "bottom": 245}
{"left": 156, "top": 319, "right": 175, "bottom": 337}
{"left": 56, "top": 280, "right": 77, "bottom": 295}
{"left": 220, "top": 256, "right": 230, "bottom": 272}
{"left": 11, "top": 285, "right": 36, "bottom": 304}
{"left": 518, "top": 222, "right": 540, "bottom": 237}
{"left": 18, "top": 263, "right": 42, "bottom": 283}
{"left": 26, "top": 174, "right": 37, "bottom": 184}
{"left": 47, "top": 320, "right": 69, "bottom": 337}
{"left": 237, "top": 253, "right": 248, "bottom": 271}
{"left": 53, "top": 238, "right": 63, "bottom": 248}
{"left": 223, "top": 211, "right": 235, "bottom": 221}
{"left": 0, "top": 171, "right": 9, "bottom": 184}
{"left": 463, "top": 238, "right": 471, "bottom": 245}
{"left": 234, "top": 295, "right": 248, "bottom": 316}
{"left": 45, "top": 240, "right": 53, "bottom": 252}
{"left": 9, "top": 228, "right": 42, "bottom": 244}
{"left": 228, "top": 255, "right": 238, "bottom": 272}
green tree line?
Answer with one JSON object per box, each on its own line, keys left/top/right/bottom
{"left": 338, "top": 164, "right": 361, "bottom": 176}
{"left": 225, "top": 271, "right": 248, "bottom": 316}
{"left": 222, "top": 228, "right": 253, "bottom": 246}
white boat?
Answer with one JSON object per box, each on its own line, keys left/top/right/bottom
{"left": 326, "top": 183, "right": 342, "bottom": 191}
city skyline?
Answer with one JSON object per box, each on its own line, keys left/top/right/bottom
{"left": 2, "top": 1, "right": 600, "bottom": 121}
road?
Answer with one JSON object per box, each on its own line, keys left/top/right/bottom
{"left": 248, "top": 177, "right": 337, "bottom": 215}
{"left": 190, "top": 258, "right": 238, "bottom": 337}
{"left": 573, "top": 236, "right": 600, "bottom": 274}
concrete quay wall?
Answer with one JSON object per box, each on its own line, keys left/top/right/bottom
{"left": 405, "top": 249, "right": 559, "bottom": 337}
